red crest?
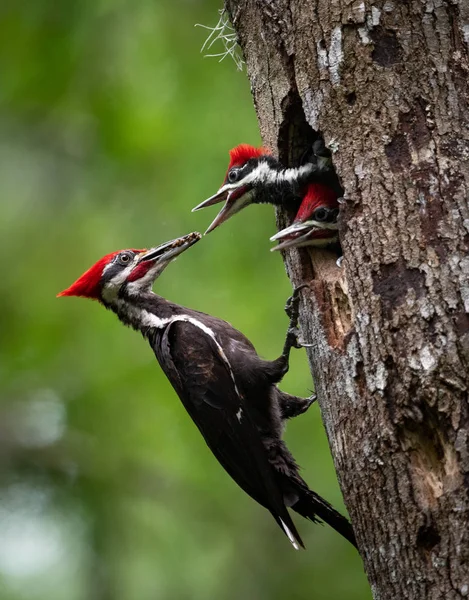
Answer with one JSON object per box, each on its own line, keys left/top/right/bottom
{"left": 227, "top": 144, "right": 271, "bottom": 170}
{"left": 57, "top": 249, "right": 144, "bottom": 299}
{"left": 295, "top": 183, "right": 338, "bottom": 222}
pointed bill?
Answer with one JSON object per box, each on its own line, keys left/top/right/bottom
{"left": 271, "top": 228, "right": 338, "bottom": 252}
{"left": 271, "top": 233, "right": 310, "bottom": 252}
{"left": 271, "top": 219, "right": 339, "bottom": 243}
{"left": 139, "top": 232, "right": 202, "bottom": 263}
{"left": 192, "top": 188, "right": 229, "bottom": 212}
{"left": 202, "top": 186, "right": 253, "bottom": 234}
{"left": 204, "top": 202, "right": 239, "bottom": 234}
{"left": 270, "top": 221, "right": 312, "bottom": 242}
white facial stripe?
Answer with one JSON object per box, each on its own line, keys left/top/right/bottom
{"left": 219, "top": 162, "right": 275, "bottom": 191}
{"left": 228, "top": 162, "right": 316, "bottom": 189}
{"left": 220, "top": 161, "right": 315, "bottom": 194}
{"left": 275, "top": 163, "right": 315, "bottom": 183}
{"left": 241, "top": 162, "right": 274, "bottom": 185}
{"left": 101, "top": 256, "right": 139, "bottom": 303}
{"left": 102, "top": 254, "right": 138, "bottom": 276}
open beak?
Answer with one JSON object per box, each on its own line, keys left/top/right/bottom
{"left": 193, "top": 185, "right": 252, "bottom": 235}
{"left": 270, "top": 221, "right": 339, "bottom": 252}
{"left": 204, "top": 197, "right": 242, "bottom": 234}
{"left": 139, "top": 232, "right": 202, "bottom": 263}
{"left": 192, "top": 188, "right": 229, "bottom": 212}
{"left": 270, "top": 221, "right": 312, "bottom": 242}
{"left": 271, "top": 219, "right": 339, "bottom": 243}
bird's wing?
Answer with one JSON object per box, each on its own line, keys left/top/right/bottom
{"left": 152, "top": 318, "right": 303, "bottom": 548}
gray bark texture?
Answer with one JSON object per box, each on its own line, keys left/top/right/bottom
{"left": 225, "top": 1, "right": 469, "bottom": 598}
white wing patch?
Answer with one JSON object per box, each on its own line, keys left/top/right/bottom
{"left": 236, "top": 407, "right": 243, "bottom": 422}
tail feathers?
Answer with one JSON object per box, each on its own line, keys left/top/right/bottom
{"left": 273, "top": 513, "right": 305, "bottom": 550}
{"left": 280, "top": 518, "right": 301, "bottom": 550}
{"left": 292, "top": 488, "right": 357, "bottom": 549}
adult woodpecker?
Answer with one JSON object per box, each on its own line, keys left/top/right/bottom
{"left": 270, "top": 183, "right": 340, "bottom": 252}
{"left": 192, "top": 142, "right": 339, "bottom": 234}
{"left": 58, "top": 233, "right": 356, "bottom": 550}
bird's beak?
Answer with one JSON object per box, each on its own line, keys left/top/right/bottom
{"left": 192, "top": 187, "right": 229, "bottom": 212}
{"left": 193, "top": 186, "right": 252, "bottom": 235}
{"left": 270, "top": 221, "right": 339, "bottom": 252}
{"left": 271, "top": 219, "right": 339, "bottom": 243}
{"left": 270, "top": 221, "right": 312, "bottom": 242}
{"left": 138, "top": 232, "right": 202, "bottom": 264}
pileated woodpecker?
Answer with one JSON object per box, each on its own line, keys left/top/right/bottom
{"left": 192, "top": 143, "right": 339, "bottom": 234}
{"left": 58, "top": 232, "right": 356, "bottom": 550}
{"left": 270, "top": 183, "right": 340, "bottom": 252}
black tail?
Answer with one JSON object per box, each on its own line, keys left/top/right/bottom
{"left": 271, "top": 511, "right": 305, "bottom": 550}
{"left": 292, "top": 485, "right": 357, "bottom": 549}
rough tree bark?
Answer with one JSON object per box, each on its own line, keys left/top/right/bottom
{"left": 225, "top": 1, "right": 469, "bottom": 598}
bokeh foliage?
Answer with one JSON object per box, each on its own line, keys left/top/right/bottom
{"left": 0, "top": 1, "right": 369, "bottom": 598}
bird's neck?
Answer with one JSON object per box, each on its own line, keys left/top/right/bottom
{"left": 107, "top": 292, "right": 179, "bottom": 336}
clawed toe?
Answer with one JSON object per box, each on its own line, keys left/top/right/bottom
{"left": 298, "top": 394, "right": 317, "bottom": 415}
{"left": 285, "top": 327, "right": 302, "bottom": 350}
{"left": 285, "top": 284, "right": 309, "bottom": 319}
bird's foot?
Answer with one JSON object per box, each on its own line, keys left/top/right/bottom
{"left": 303, "top": 393, "right": 317, "bottom": 413}
{"left": 293, "top": 393, "right": 317, "bottom": 416}
{"left": 284, "top": 284, "right": 309, "bottom": 322}
{"left": 282, "top": 285, "right": 310, "bottom": 363}
{"left": 279, "top": 392, "right": 317, "bottom": 420}
{"left": 285, "top": 326, "right": 303, "bottom": 351}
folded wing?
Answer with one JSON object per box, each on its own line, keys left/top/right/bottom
{"left": 152, "top": 318, "right": 303, "bottom": 549}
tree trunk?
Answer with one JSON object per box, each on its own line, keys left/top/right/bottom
{"left": 225, "top": 1, "right": 469, "bottom": 598}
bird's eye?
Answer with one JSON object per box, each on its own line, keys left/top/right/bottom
{"left": 228, "top": 168, "right": 240, "bottom": 183}
{"left": 313, "top": 207, "right": 328, "bottom": 221}
{"left": 118, "top": 252, "right": 132, "bottom": 266}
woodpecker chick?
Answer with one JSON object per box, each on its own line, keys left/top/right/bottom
{"left": 58, "top": 233, "right": 356, "bottom": 550}
{"left": 271, "top": 183, "right": 340, "bottom": 252}
{"left": 193, "top": 144, "right": 336, "bottom": 234}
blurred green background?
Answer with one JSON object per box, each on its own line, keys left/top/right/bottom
{"left": 0, "top": 1, "right": 369, "bottom": 598}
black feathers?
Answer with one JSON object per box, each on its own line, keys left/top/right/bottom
{"left": 110, "top": 290, "right": 356, "bottom": 549}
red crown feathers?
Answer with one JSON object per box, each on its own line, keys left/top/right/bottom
{"left": 57, "top": 249, "right": 144, "bottom": 299}
{"left": 227, "top": 144, "right": 271, "bottom": 169}
{"left": 295, "top": 183, "right": 338, "bottom": 222}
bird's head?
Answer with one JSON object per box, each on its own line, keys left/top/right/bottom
{"left": 58, "top": 232, "right": 201, "bottom": 304}
{"left": 270, "top": 183, "right": 339, "bottom": 251}
{"left": 192, "top": 144, "right": 275, "bottom": 234}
